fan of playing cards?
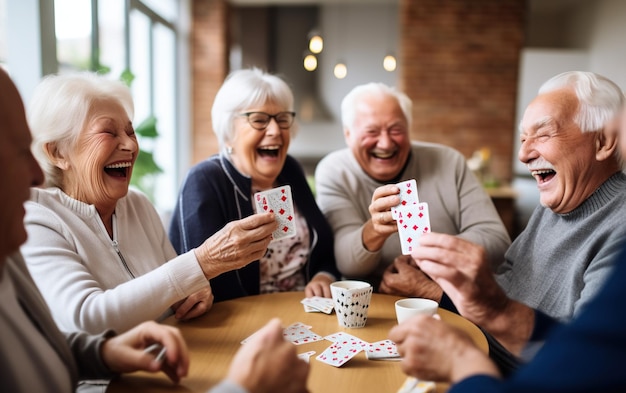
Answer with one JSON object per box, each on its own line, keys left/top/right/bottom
{"left": 254, "top": 185, "right": 297, "bottom": 242}
{"left": 391, "top": 179, "right": 431, "bottom": 255}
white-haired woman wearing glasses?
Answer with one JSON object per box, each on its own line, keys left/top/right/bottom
{"left": 169, "top": 68, "right": 339, "bottom": 302}
{"left": 21, "top": 72, "right": 278, "bottom": 335}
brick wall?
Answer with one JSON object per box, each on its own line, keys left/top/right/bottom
{"left": 400, "top": 0, "right": 526, "bottom": 183}
{"left": 191, "top": 0, "right": 229, "bottom": 164}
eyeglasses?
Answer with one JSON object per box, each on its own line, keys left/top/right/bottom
{"left": 239, "top": 111, "right": 296, "bottom": 130}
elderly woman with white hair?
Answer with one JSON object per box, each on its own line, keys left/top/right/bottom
{"left": 169, "top": 68, "right": 339, "bottom": 302}
{"left": 21, "top": 72, "right": 278, "bottom": 335}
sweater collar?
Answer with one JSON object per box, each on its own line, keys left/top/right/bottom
{"left": 560, "top": 171, "right": 626, "bottom": 219}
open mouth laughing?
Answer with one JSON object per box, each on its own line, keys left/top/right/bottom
{"left": 104, "top": 161, "right": 132, "bottom": 178}
{"left": 370, "top": 149, "right": 397, "bottom": 160}
{"left": 531, "top": 168, "right": 556, "bottom": 184}
{"left": 257, "top": 145, "right": 281, "bottom": 158}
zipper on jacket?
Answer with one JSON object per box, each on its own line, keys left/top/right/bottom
{"left": 110, "top": 214, "right": 135, "bottom": 279}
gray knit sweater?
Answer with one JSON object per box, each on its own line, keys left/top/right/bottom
{"left": 496, "top": 172, "right": 626, "bottom": 321}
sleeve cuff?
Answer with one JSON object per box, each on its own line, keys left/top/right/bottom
{"left": 438, "top": 292, "right": 459, "bottom": 313}
{"left": 531, "top": 309, "right": 561, "bottom": 341}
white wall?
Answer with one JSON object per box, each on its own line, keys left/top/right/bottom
{"left": 288, "top": 3, "right": 400, "bottom": 160}
{"left": 586, "top": 0, "right": 626, "bottom": 90}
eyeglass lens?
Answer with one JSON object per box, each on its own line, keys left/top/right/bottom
{"left": 246, "top": 112, "right": 294, "bottom": 130}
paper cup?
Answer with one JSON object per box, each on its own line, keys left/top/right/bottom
{"left": 395, "top": 298, "right": 438, "bottom": 324}
{"left": 330, "top": 280, "right": 373, "bottom": 328}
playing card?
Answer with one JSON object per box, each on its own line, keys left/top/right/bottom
{"left": 392, "top": 179, "right": 419, "bottom": 219}
{"left": 303, "top": 304, "right": 321, "bottom": 313}
{"left": 300, "top": 296, "right": 334, "bottom": 314}
{"left": 365, "top": 339, "right": 401, "bottom": 360}
{"left": 253, "top": 185, "right": 296, "bottom": 241}
{"left": 297, "top": 351, "right": 316, "bottom": 363}
{"left": 396, "top": 202, "right": 431, "bottom": 255}
{"left": 316, "top": 341, "right": 362, "bottom": 367}
{"left": 396, "top": 377, "right": 436, "bottom": 393}
{"left": 282, "top": 323, "right": 324, "bottom": 345}
{"left": 241, "top": 322, "right": 318, "bottom": 344}
{"left": 324, "top": 332, "right": 369, "bottom": 349}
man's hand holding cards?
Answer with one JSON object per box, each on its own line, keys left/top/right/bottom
{"left": 391, "top": 179, "right": 431, "bottom": 255}
{"left": 253, "top": 185, "right": 296, "bottom": 242}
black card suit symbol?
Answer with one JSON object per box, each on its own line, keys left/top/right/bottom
{"left": 344, "top": 313, "right": 348, "bottom": 317}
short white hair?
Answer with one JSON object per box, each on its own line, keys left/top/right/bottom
{"left": 341, "top": 82, "right": 412, "bottom": 131}
{"left": 28, "top": 72, "right": 134, "bottom": 188}
{"left": 539, "top": 71, "right": 625, "bottom": 168}
{"left": 211, "top": 68, "right": 296, "bottom": 150}
{"left": 539, "top": 71, "right": 625, "bottom": 133}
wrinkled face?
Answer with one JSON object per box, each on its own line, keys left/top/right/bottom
{"left": 58, "top": 99, "right": 137, "bottom": 211}
{"left": 229, "top": 102, "right": 291, "bottom": 190}
{"left": 518, "top": 89, "right": 602, "bottom": 214}
{"left": 344, "top": 94, "right": 410, "bottom": 182}
{"left": 0, "top": 74, "right": 44, "bottom": 258}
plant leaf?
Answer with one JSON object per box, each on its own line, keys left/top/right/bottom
{"left": 120, "top": 69, "right": 135, "bottom": 87}
{"left": 135, "top": 116, "right": 159, "bottom": 138}
{"left": 133, "top": 150, "right": 163, "bottom": 176}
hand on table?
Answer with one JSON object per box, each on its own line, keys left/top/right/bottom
{"left": 379, "top": 255, "right": 443, "bottom": 301}
{"left": 362, "top": 185, "right": 401, "bottom": 252}
{"left": 305, "top": 273, "right": 334, "bottom": 298}
{"left": 195, "top": 213, "right": 278, "bottom": 279}
{"left": 389, "top": 315, "right": 499, "bottom": 383}
{"left": 100, "top": 321, "right": 189, "bottom": 384}
{"left": 226, "top": 318, "right": 310, "bottom": 393}
{"left": 172, "top": 285, "right": 214, "bottom": 321}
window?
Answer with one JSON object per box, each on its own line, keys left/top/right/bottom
{"left": 54, "top": 0, "right": 184, "bottom": 213}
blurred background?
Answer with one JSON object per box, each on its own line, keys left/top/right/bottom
{"left": 2, "top": 0, "right": 625, "bottom": 238}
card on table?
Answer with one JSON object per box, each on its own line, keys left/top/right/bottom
{"left": 241, "top": 322, "right": 322, "bottom": 345}
{"left": 253, "top": 185, "right": 296, "bottom": 241}
{"left": 396, "top": 377, "right": 436, "bottom": 393}
{"left": 365, "top": 339, "right": 401, "bottom": 360}
{"left": 392, "top": 179, "right": 420, "bottom": 219}
{"left": 395, "top": 202, "right": 431, "bottom": 255}
{"left": 324, "top": 332, "right": 369, "bottom": 349}
{"left": 282, "top": 322, "right": 324, "bottom": 345}
{"left": 301, "top": 296, "right": 334, "bottom": 314}
{"left": 316, "top": 341, "right": 363, "bottom": 367}
{"left": 297, "top": 350, "right": 316, "bottom": 363}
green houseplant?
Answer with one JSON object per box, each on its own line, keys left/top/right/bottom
{"left": 118, "top": 69, "right": 163, "bottom": 200}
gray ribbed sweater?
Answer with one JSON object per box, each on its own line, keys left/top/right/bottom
{"left": 496, "top": 172, "right": 626, "bottom": 321}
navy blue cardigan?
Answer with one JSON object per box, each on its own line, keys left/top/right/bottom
{"left": 169, "top": 154, "right": 339, "bottom": 302}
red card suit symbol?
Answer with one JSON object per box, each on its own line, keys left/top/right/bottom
{"left": 407, "top": 237, "right": 413, "bottom": 243}
{"left": 281, "top": 195, "right": 287, "bottom": 202}
{"left": 407, "top": 212, "right": 413, "bottom": 219}
{"left": 279, "top": 208, "right": 285, "bottom": 215}
{"left": 401, "top": 200, "right": 407, "bottom": 206}
{"left": 287, "top": 215, "right": 293, "bottom": 221}
{"left": 263, "top": 205, "right": 269, "bottom": 211}
{"left": 412, "top": 225, "right": 418, "bottom": 231}
{"left": 419, "top": 212, "right": 423, "bottom": 218}
{"left": 282, "top": 226, "right": 289, "bottom": 233}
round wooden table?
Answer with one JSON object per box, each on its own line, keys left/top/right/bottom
{"left": 107, "top": 292, "right": 487, "bottom": 393}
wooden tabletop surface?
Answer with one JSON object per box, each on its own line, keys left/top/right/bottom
{"left": 107, "top": 292, "right": 487, "bottom": 393}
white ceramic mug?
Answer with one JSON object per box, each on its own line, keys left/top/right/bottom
{"left": 395, "top": 298, "right": 438, "bottom": 324}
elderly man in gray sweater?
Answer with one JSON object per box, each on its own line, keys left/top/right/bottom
{"left": 315, "top": 82, "right": 511, "bottom": 300}
{"left": 411, "top": 71, "right": 626, "bottom": 358}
